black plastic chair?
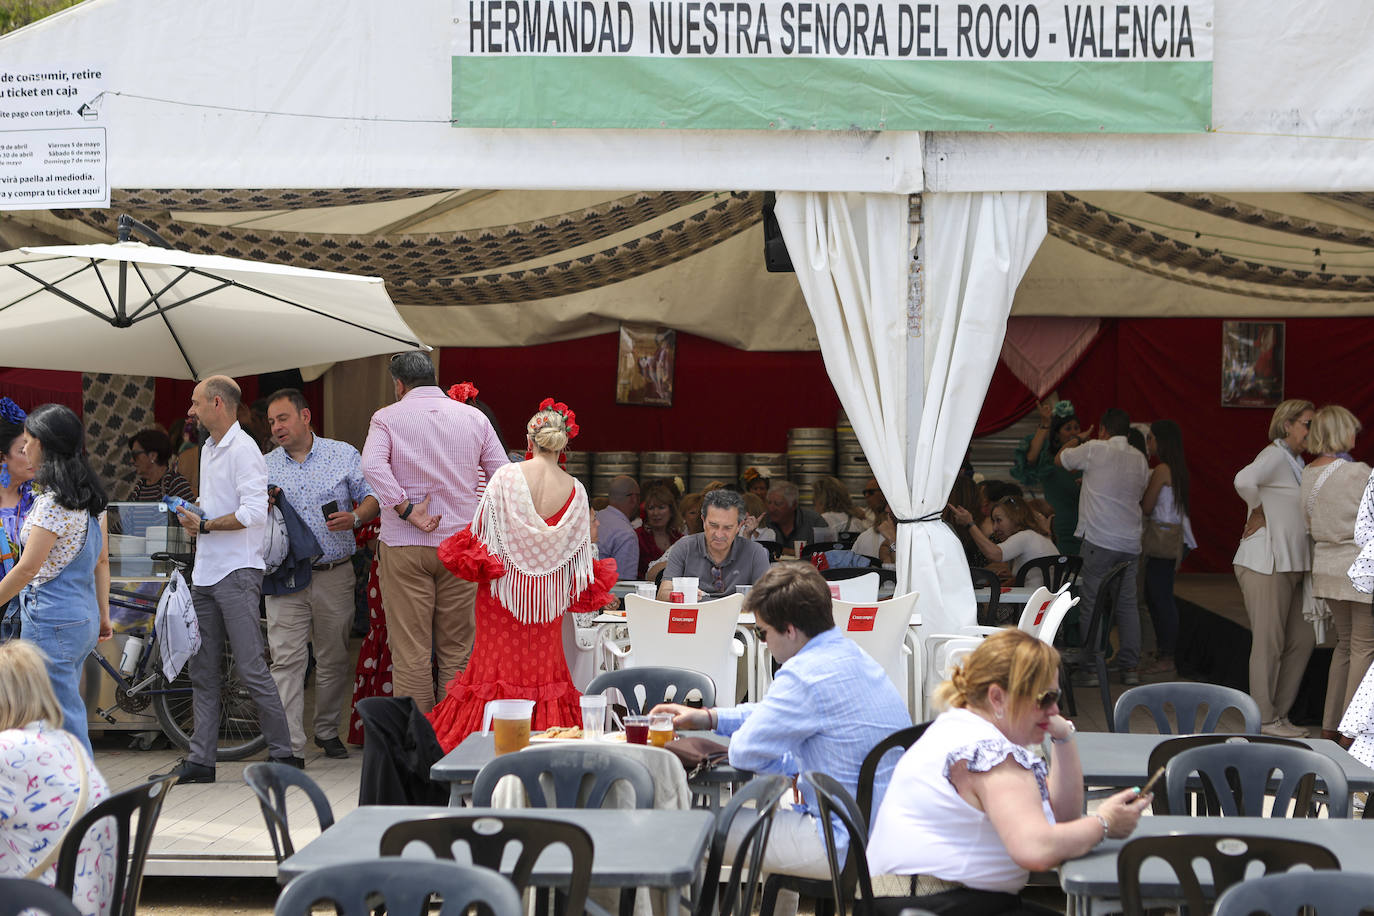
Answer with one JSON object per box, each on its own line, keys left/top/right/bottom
{"left": 1076, "top": 560, "right": 1131, "bottom": 730}
{"left": 1118, "top": 833, "right": 1339, "bottom": 916}
{"left": 856, "top": 723, "right": 932, "bottom": 826}
{"left": 761, "top": 541, "right": 785, "bottom": 562}
{"left": 820, "top": 566, "right": 893, "bottom": 585}
{"left": 1114, "top": 682, "right": 1262, "bottom": 735}
{"left": 242, "top": 762, "right": 336, "bottom": 863}
{"left": 807, "top": 771, "right": 878, "bottom": 916}
{"left": 694, "top": 774, "right": 790, "bottom": 916}
{"left": 0, "top": 877, "right": 83, "bottom": 916}
{"left": 586, "top": 666, "right": 717, "bottom": 715}
{"left": 801, "top": 541, "right": 848, "bottom": 559}
{"left": 55, "top": 773, "right": 175, "bottom": 916}
{"left": 1014, "top": 554, "right": 1083, "bottom": 592}
{"left": 471, "top": 745, "right": 656, "bottom": 809}
{"left": 274, "top": 858, "right": 523, "bottom": 916}
{"left": 1213, "top": 870, "right": 1374, "bottom": 916}
{"left": 1164, "top": 742, "right": 1350, "bottom": 817}
{"left": 380, "top": 813, "right": 593, "bottom": 916}
{"left": 1147, "top": 734, "right": 1310, "bottom": 816}
{"left": 969, "top": 566, "right": 1006, "bottom": 627}
{"left": 837, "top": 531, "right": 860, "bottom": 549}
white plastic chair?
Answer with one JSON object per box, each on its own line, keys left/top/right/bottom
{"left": 601, "top": 593, "right": 745, "bottom": 704}
{"left": 833, "top": 571, "right": 879, "bottom": 604}
{"left": 831, "top": 591, "right": 920, "bottom": 716}
{"left": 1032, "top": 586, "right": 1080, "bottom": 647}
{"left": 1015, "top": 586, "right": 1055, "bottom": 634}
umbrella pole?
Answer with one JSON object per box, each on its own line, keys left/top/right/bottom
{"left": 115, "top": 214, "right": 178, "bottom": 328}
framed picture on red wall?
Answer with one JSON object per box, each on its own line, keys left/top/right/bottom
{"left": 616, "top": 324, "right": 675, "bottom": 407}
{"left": 1221, "top": 321, "right": 1284, "bottom": 408}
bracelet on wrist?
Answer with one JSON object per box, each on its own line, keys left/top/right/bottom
{"left": 1051, "top": 721, "right": 1076, "bottom": 744}
{"left": 397, "top": 502, "right": 414, "bottom": 521}
{"left": 1094, "top": 813, "right": 1110, "bottom": 842}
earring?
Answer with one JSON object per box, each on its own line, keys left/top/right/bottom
{"left": 995, "top": 707, "right": 1004, "bottom": 720}
{"left": 0, "top": 463, "right": 9, "bottom": 489}
{"left": 524, "top": 450, "right": 534, "bottom": 461}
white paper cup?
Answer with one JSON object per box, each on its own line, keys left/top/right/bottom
{"left": 580, "top": 695, "right": 607, "bottom": 738}
{"left": 673, "top": 577, "right": 699, "bottom": 600}
{"left": 635, "top": 583, "right": 657, "bottom": 598}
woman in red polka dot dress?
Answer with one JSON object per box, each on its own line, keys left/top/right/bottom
{"left": 346, "top": 518, "right": 391, "bottom": 745}
{"left": 426, "top": 400, "right": 616, "bottom": 753}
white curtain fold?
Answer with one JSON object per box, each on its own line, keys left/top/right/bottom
{"left": 776, "top": 190, "right": 1046, "bottom": 641}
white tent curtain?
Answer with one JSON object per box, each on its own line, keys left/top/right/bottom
{"left": 775, "top": 190, "right": 1046, "bottom": 639}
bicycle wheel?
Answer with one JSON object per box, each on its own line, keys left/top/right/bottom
{"left": 153, "top": 628, "right": 268, "bottom": 761}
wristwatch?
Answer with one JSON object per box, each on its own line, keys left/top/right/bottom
{"left": 1051, "top": 720, "right": 1076, "bottom": 744}
{"left": 350, "top": 511, "right": 361, "bottom": 529}
{"left": 198, "top": 517, "right": 208, "bottom": 535}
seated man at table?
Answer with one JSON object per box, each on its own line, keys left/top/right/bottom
{"left": 652, "top": 563, "right": 912, "bottom": 912}
{"left": 656, "top": 488, "right": 770, "bottom": 600}
{"left": 764, "top": 480, "right": 827, "bottom": 551}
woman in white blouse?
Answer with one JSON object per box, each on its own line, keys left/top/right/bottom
{"left": 868, "top": 629, "right": 1150, "bottom": 915}
{"left": 1233, "top": 399, "right": 1315, "bottom": 738}
{"left": 1301, "top": 406, "right": 1374, "bottom": 743}
{"left": 0, "top": 640, "right": 116, "bottom": 916}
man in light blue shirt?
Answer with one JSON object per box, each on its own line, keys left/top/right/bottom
{"left": 264, "top": 388, "right": 379, "bottom": 759}
{"left": 653, "top": 563, "right": 910, "bottom": 905}
{"left": 595, "top": 475, "right": 640, "bottom": 579}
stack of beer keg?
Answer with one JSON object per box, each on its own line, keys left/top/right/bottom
{"left": 786, "top": 427, "right": 835, "bottom": 506}
{"left": 590, "top": 451, "right": 638, "bottom": 501}
{"left": 835, "top": 408, "right": 873, "bottom": 505}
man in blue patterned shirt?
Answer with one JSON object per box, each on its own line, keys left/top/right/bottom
{"left": 653, "top": 563, "right": 911, "bottom": 909}
{"left": 264, "top": 389, "right": 379, "bottom": 760}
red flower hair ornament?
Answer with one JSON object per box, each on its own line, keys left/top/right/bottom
{"left": 536, "top": 397, "right": 579, "bottom": 441}
{"left": 447, "top": 381, "right": 479, "bottom": 404}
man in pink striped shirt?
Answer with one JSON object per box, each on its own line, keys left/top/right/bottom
{"left": 361, "top": 351, "right": 508, "bottom": 712}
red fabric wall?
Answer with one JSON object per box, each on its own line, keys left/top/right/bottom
{"left": 0, "top": 369, "right": 84, "bottom": 415}
{"left": 1035, "top": 318, "right": 1374, "bottom": 574}
{"left": 439, "top": 332, "right": 843, "bottom": 452}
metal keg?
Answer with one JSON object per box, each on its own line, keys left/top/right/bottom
{"left": 739, "top": 452, "right": 787, "bottom": 481}
{"left": 590, "top": 451, "right": 639, "bottom": 500}
{"left": 688, "top": 452, "right": 739, "bottom": 494}
{"left": 563, "top": 451, "right": 591, "bottom": 491}
{"left": 639, "top": 451, "right": 689, "bottom": 489}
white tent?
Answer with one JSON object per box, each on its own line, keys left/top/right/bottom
{"left": 4, "top": 0, "right": 1374, "bottom": 637}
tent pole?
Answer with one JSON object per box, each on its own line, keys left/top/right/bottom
{"left": 901, "top": 193, "right": 925, "bottom": 595}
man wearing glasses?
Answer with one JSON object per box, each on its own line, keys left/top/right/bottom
{"left": 652, "top": 563, "right": 910, "bottom": 913}
{"left": 657, "top": 488, "right": 769, "bottom": 600}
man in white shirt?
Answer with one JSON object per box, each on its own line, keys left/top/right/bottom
{"left": 166, "top": 376, "right": 296, "bottom": 784}
{"left": 1057, "top": 407, "right": 1150, "bottom": 684}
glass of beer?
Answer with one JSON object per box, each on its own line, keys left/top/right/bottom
{"left": 648, "top": 712, "right": 675, "bottom": 747}
{"left": 624, "top": 715, "right": 650, "bottom": 745}
{"left": 483, "top": 699, "right": 534, "bottom": 755}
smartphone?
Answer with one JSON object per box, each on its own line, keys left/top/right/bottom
{"left": 1138, "top": 766, "right": 1165, "bottom": 797}
{"left": 321, "top": 500, "right": 340, "bottom": 520}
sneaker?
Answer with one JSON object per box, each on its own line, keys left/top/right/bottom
{"left": 159, "top": 759, "right": 215, "bottom": 785}
{"left": 314, "top": 736, "right": 349, "bottom": 759}
{"left": 1121, "top": 668, "right": 1140, "bottom": 687}
{"left": 271, "top": 754, "right": 306, "bottom": 770}
{"left": 1261, "top": 718, "right": 1307, "bottom": 738}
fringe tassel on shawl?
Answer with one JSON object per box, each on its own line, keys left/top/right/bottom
{"left": 469, "top": 465, "right": 595, "bottom": 626}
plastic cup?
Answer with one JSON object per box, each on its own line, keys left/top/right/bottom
{"left": 482, "top": 698, "right": 535, "bottom": 755}
{"left": 648, "top": 712, "right": 675, "bottom": 747}
{"left": 793, "top": 540, "right": 805, "bottom": 558}
{"left": 580, "top": 695, "right": 607, "bottom": 739}
{"left": 624, "top": 715, "right": 650, "bottom": 745}
{"left": 672, "top": 577, "right": 698, "bottom": 600}
{"left": 635, "top": 583, "right": 657, "bottom": 598}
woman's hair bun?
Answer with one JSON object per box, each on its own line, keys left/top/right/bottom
{"left": 528, "top": 408, "right": 569, "bottom": 454}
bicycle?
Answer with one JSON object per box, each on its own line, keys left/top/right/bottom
{"left": 89, "top": 551, "right": 267, "bottom": 760}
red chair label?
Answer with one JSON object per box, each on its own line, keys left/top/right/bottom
{"left": 848, "top": 607, "right": 878, "bottom": 632}
{"left": 668, "top": 608, "right": 699, "bottom": 634}
{"left": 1033, "top": 599, "right": 1052, "bottom": 626}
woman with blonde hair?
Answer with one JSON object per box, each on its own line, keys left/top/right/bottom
{"left": 635, "top": 481, "right": 684, "bottom": 579}
{"left": 425, "top": 400, "right": 617, "bottom": 751}
{"left": 0, "top": 640, "right": 116, "bottom": 916}
{"left": 1301, "top": 405, "right": 1373, "bottom": 742}
{"left": 948, "top": 495, "right": 1058, "bottom": 588}
{"left": 869, "top": 629, "right": 1149, "bottom": 914}
{"left": 1234, "top": 398, "right": 1316, "bottom": 738}
{"left": 812, "top": 476, "right": 867, "bottom": 534}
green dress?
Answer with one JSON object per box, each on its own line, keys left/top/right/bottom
{"left": 1011, "top": 432, "right": 1082, "bottom": 556}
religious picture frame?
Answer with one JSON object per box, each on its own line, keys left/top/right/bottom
{"left": 616, "top": 324, "right": 675, "bottom": 406}
{"left": 1221, "top": 321, "right": 1284, "bottom": 408}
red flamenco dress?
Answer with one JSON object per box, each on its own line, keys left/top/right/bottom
{"left": 426, "top": 488, "right": 617, "bottom": 753}
{"left": 346, "top": 519, "right": 392, "bottom": 746}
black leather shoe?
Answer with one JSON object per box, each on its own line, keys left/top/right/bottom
{"left": 161, "top": 759, "right": 215, "bottom": 785}
{"left": 314, "top": 736, "right": 349, "bottom": 759}
{"left": 271, "top": 754, "right": 306, "bottom": 770}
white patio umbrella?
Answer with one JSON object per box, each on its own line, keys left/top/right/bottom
{"left": 0, "top": 218, "right": 429, "bottom": 379}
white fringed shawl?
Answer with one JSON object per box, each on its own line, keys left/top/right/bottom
{"left": 469, "top": 462, "right": 594, "bottom": 625}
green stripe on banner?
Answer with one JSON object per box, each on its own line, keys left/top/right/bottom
{"left": 451, "top": 57, "right": 1211, "bottom": 133}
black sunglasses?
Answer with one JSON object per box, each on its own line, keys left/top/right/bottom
{"left": 1034, "top": 688, "right": 1062, "bottom": 711}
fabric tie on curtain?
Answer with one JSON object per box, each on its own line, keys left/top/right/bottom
{"left": 775, "top": 191, "right": 1046, "bottom": 645}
